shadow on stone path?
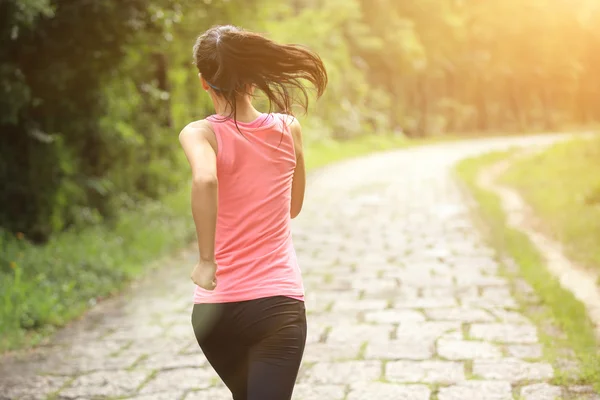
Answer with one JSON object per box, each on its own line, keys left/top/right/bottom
{"left": 2, "top": 134, "right": 596, "bottom": 400}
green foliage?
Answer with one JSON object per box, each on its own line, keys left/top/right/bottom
{"left": 261, "top": 0, "right": 393, "bottom": 140}
{"left": 0, "top": 0, "right": 183, "bottom": 242}
{"left": 354, "top": 0, "right": 600, "bottom": 136}
{"left": 0, "top": 187, "right": 194, "bottom": 351}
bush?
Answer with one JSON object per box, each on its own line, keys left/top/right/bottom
{"left": 0, "top": 187, "right": 194, "bottom": 350}
{"left": 0, "top": 0, "right": 181, "bottom": 242}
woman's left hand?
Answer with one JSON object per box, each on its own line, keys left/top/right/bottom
{"left": 191, "top": 260, "right": 217, "bottom": 290}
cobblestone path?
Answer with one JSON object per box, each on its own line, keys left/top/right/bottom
{"left": 2, "top": 135, "right": 594, "bottom": 400}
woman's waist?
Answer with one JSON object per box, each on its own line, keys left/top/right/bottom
{"left": 193, "top": 283, "right": 305, "bottom": 303}
{"left": 194, "top": 261, "right": 304, "bottom": 303}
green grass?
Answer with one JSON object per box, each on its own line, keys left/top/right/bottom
{"left": 0, "top": 133, "right": 425, "bottom": 353}
{"left": 500, "top": 136, "right": 600, "bottom": 272}
{"left": 0, "top": 189, "right": 195, "bottom": 352}
{"left": 455, "top": 150, "right": 600, "bottom": 391}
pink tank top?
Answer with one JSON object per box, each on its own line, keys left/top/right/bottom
{"left": 193, "top": 113, "right": 305, "bottom": 304}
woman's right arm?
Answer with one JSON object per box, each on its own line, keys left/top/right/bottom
{"left": 290, "top": 118, "right": 306, "bottom": 219}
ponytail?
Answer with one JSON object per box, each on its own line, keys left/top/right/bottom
{"left": 193, "top": 25, "right": 327, "bottom": 119}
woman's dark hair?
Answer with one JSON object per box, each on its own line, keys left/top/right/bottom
{"left": 193, "top": 25, "right": 327, "bottom": 120}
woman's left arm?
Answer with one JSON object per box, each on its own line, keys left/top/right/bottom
{"left": 179, "top": 121, "right": 219, "bottom": 290}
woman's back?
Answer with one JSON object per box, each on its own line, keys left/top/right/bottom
{"left": 193, "top": 113, "right": 304, "bottom": 303}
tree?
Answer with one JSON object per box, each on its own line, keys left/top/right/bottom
{"left": 0, "top": 0, "right": 181, "bottom": 241}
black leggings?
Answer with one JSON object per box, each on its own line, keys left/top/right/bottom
{"left": 191, "top": 296, "right": 307, "bottom": 400}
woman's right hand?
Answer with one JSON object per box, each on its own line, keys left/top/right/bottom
{"left": 191, "top": 260, "right": 217, "bottom": 291}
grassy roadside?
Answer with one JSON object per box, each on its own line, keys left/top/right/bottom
{"left": 304, "top": 134, "right": 413, "bottom": 170}
{"left": 500, "top": 136, "right": 600, "bottom": 274}
{"left": 455, "top": 151, "right": 600, "bottom": 391}
{"left": 0, "top": 133, "right": 421, "bottom": 353}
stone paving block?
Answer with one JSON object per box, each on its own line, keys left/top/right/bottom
{"left": 291, "top": 384, "right": 346, "bottom": 400}
{"left": 402, "top": 261, "right": 452, "bottom": 273}
{"left": 352, "top": 278, "right": 398, "bottom": 291}
{"left": 155, "top": 311, "right": 193, "bottom": 326}
{"left": 437, "top": 339, "right": 502, "bottom": 360}
{"left": 489, "top": 308, "right": 532, "bottom": 324}
{"left": 178, "top": 338, "right": 204, "bottom": 355}
{"left": 51, "top": 327, "right": 109, "bottom": 346}
{"left": 350, "top": 252, "right": 390, "bottom": 266}
{"left": 460, "top": 296, "right": 520, "bottom": 309}
{"left": 331, "top": 299, "right": 388, "bottom": 312}
{"left": 305, "top": 323, "right": 325, "bottom": 344}
{"left": 425, "top": 307, "right": 495, "bottom": 323}
{"left": 455, "top": 275, "right": 508, "bottom": 287}
{"left": 364, "top": 283, "right": 416, "bottom": 297}
{"left": 568, "top": 385, "right": 598, "bottom": 394}
{"left": 327, "top": 324, "right": 393, "bottom": 343}
{"left": 301, "top": 274, "right": 326, "bottom": 287}
{"left": 140, "top": 368, "right": 217, "bottom": 393}
{"left": 301, "top": 342, "right": 362, "bottom": 362}
{"left": 125, "top": 391, "right": 187, "bottom": 400}
{"left": 393, "top": 297, "right": 459, "bottom": 309}
{"left": 295, "top": 257, "right": 335, "bottom": 271}
{"left": 348, "top": 270, "right": 383, "bottom": 280}
{"left": 138, "top": 351, "right": 206, "bottom": 369}
{"left": 66, "top": 341, "right": 129, "bottom": 358}
{"left": 385, "top": 268, "right": 451, "bottom": 279}
{"left": 103, "top": 325, "right": 168, "bottom": 341}
{"left": 421, "top": 286, "right": 479, "bottom": 298}
{"left": 304, "top": 290, "right": 358, "bottom": 302}
{"left": 396, "top": 321, "right": 462, "bottom": 340}
{"left": 303, "top": 361, "right": 381, "bottom": 385}
{"left": 315, "top": 279, "right": 354, "bottom": 291}
{"left": 1, "top": 375, "right": 70, "bottom": 400}
{"left": 347, "top": 383, "right": 431, "bottom": 400}
{"left": 184, "top": 387, "right": 231, "bottom": 399}
{"left": 59, "top": 369, "right": 150, "bottom": 398}
{"left": 365, "top": 338, "right": 434, "bottom": 360}
{"left": 364, "top": 309, "right": 425, "bottom": 324}
{"left": 306, "top": 311, "right": 360, "bottom": 336}
{"left": 452, "top": 264, "right": 499, "bottom": 276}
{"left": 473, "top": 358, "right": 554, "bottom": 382}
{"left": 165, "top": 323, "right": 196, "bottom": 339}
{"left": 482, "top": 287, "right": 514, "bottom": 298}
{"left": 116, "top": 338, "right": 184, "bottom": 358}
{"left": 362, "top": 286, "right": 420, "bottom": 300}
{"left": 520, "top": 383, "right": 563, "bottom": 400}
{"left": 386, "top": 360, "right": 465, "bottom": 384}
{"left": 437, "top": 380, "right": 513, "bottom": 400}
{"left": 439, "top": 330, "right": 464, "bottom": 340}
{"left": 306, "top": 312, "right": 360, "bottom": 327}
{"left": 37, "top": 353, "right": 143, "bottom": 375}
{"left": 470, "top": 323, "right": 539, "bottom": 344}
{"left": 505, "top": 344, "right": 544, "bottom": 359}
{"left": 397, "top": 274, "right": 455, "bottom": 287}
{"left": 450, "top": 256, "right": 499, "bottom": 269}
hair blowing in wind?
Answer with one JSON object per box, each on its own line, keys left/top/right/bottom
{"left": 193, "top": 25, "right": 328, "bottom": 119}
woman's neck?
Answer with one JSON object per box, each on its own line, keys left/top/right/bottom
{"left": 213, "top": 95, "right": 262, "bottom": 123}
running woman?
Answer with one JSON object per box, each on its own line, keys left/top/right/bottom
{"left": 178, "top": 25, "right": 327, "bottom": 400}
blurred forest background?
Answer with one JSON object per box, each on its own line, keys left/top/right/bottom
{"left": 1, "top": 0, "right": 600, "bottom": 349}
